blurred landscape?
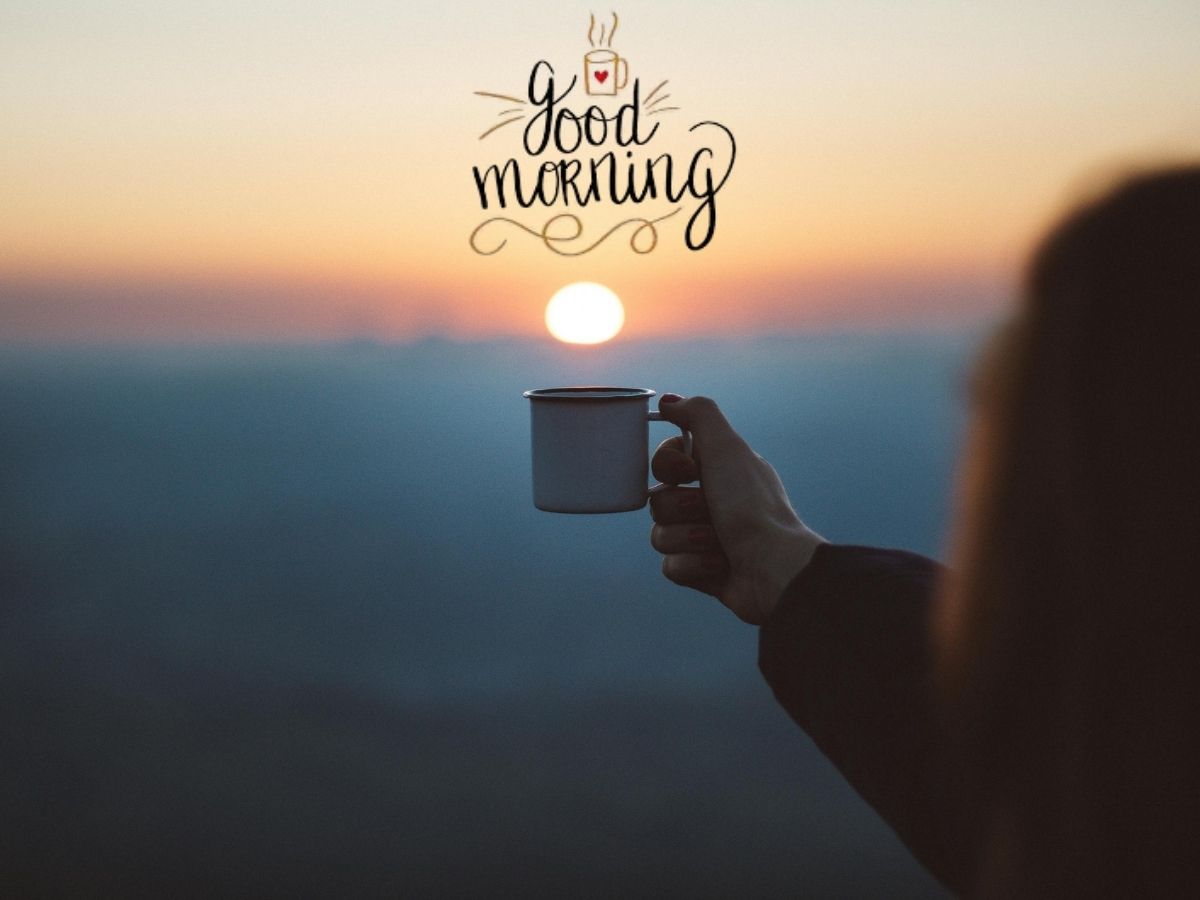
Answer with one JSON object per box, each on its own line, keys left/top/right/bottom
{"left": 0, "top": 332, "right": 986, "bottom": 897}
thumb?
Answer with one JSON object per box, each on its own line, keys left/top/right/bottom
{"left": 657, "top": 394, "right": 744, "bottom": 458}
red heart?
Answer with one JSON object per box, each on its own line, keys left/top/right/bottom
{"left": 594, "top": 70, "right": 609, "bottom": 83}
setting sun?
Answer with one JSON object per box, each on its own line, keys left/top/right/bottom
{"left": 544, "top": 282, "right": 625, "bottom": 344}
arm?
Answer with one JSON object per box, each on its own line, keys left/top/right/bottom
{"left": 649, "top": 396, "right": 973, "bottom": 893}
{"left": 759, "top": 543, "right": 971, "bottom": 893}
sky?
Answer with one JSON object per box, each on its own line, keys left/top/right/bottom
{"left": 2, "top": 0, "right": 1199, "bottom": 341}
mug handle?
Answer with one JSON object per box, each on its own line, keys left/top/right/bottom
{"left": 647, "top": 408, "right": 693, "bottom": 457}
{"left": 616, "top": 56, "right": 629, "bottom": 91}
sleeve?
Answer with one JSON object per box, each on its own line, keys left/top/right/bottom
{"left": 757, "top": 543, "right": 973, "bottom": 894}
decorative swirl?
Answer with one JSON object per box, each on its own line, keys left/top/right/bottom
{"left": 469, "top": 207, "right": 682, "bottom": 257}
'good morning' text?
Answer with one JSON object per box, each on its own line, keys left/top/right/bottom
{"left": 472, "top": 61, "right": 736, "bottom": 251}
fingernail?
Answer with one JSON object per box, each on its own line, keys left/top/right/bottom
{"left": 688, "top": 527, "right": 709, "bottom": 545}
{"left": 661, "top": 393, "right": 682, "bottom": 403}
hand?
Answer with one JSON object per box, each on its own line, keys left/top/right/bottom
{"left": 649, "top": 395, "right": 825, "bottom": 624}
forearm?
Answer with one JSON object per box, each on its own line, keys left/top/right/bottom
{"left": 758, "top": 543, "right": 974, "bottom": 894}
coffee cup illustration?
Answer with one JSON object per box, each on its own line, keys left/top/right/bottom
{"left": 585, "top": 48, "right": 628, "bottom": 96}
{"left": 584, "top": 12, "right": 627, "bottom": 96}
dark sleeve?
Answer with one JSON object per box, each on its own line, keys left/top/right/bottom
{"left": 758, "top": 543, "right": 972, "bottom": 894}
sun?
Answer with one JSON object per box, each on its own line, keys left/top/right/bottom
{"left": 544, "top": 282, "right": 625, "bottom": 344}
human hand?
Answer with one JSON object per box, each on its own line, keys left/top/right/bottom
{"left": 649, "top": 395, "right": 825, "bottom": 624}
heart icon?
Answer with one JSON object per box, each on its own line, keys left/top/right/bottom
{"left": 594, "top": 70, "right": 609, "bottom": 84}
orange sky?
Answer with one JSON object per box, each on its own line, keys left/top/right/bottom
{"left": 2, "top": 1, "right": 1198, "bottom": 341}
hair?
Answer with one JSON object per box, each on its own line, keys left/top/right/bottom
{"left": 937, "top": 164, "right": 1200, "bottom": 897}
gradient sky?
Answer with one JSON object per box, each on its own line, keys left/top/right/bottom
{"left": 2, "top": 0, "right": 1198, "bottom": 340}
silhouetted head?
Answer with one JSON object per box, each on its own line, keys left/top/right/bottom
{"left": 939, "top": 164, "right": 1200, "bottom": 897}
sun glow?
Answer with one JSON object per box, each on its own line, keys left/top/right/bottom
{"left": 544, "top": 282, "right": 625, "bottom": 344}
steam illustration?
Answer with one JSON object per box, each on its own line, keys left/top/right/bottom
{"left": 587, "top": 12, "right": 619, "bottom": 48}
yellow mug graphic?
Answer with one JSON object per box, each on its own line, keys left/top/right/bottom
{"left": 584, "top": 48, "right": 628, "bottom": 96}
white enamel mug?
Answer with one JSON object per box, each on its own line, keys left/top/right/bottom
{"left": 523, "top": 387, "right": 691, "bottom": 513}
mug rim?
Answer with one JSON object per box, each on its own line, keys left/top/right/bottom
{"left": 524, "top": 386, "right": 655, "bottom": 402}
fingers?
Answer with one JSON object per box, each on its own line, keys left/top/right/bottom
{"left": 650, "top": 523, "right": 718, "bottom": 554}
{"left": 651, "top": 437, "right": 699, "bottom": 485}
{"left": 654, "top": 395, "right": 744, "bottom": 458}
{"left": 652, "top": 519, "right": 726, "bottom": 596}
{"left": 661, "top": 551, "right": 729, "bottom": 594}
{"left": 654, "top": 434, "right": 687, "bottom": 455}
{"left": 648, "top": 486, "right": 710, "bottom": 524}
